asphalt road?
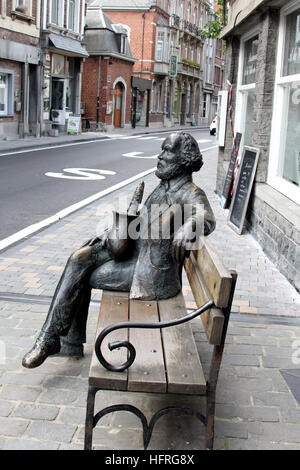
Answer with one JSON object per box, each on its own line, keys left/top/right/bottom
{"left": 0, "top": 129, "right": 216, "bottom": 242}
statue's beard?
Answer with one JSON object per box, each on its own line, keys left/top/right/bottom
{"left": 155, "top": 163, "right": 182, "bottom": 180}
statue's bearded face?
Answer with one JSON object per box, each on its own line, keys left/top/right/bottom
{"left": 155, "top": 134, "right": 183, "bottom": 180}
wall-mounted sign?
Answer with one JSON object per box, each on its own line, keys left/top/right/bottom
{"left": 169, "top": 54, "right": 178, "bottom": 77}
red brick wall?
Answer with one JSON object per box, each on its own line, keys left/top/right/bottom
{"left": 102, "top": 8, "right": 168, "bottom": 79}
{"left": 0, "top": 59, "right": 21, "bottom": 124}
{"left": 81, "top": 56, "right": 134, "bottom": 126}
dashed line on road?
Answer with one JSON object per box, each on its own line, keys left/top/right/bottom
{"left": 0, "top": 166, "right": 156, "bottom": 252}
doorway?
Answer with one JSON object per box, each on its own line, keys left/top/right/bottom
{"left": 113, "top": 83, "right": 123, "bottom": 128}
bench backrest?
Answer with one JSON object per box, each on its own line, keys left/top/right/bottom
{"left": 184, "top": 240, "right": 233, "bottom": 346}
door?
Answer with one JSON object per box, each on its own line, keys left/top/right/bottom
{"left": 51, "top": 78, "right": 66, "bottom": 125}
{"left": 113, "top": 84, "right": 123, "bottom": 128}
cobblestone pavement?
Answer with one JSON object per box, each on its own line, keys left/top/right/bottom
{"left": 0, "top": 137, "right": 299, "bottom": 450}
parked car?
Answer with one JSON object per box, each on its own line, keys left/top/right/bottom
{"left": 210, "top": 116, "right": 217, "bottom": 135}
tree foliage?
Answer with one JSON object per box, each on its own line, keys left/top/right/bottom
{"left": 201, "top": 1, "right": 226, "bottom": 40}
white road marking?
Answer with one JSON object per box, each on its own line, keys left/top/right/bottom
{"left": 0, "top": 166, "right": 156, "bottom": 251}
{"left": 123, "top": 152, "right": 158, "bottom": 159}
{"left": 197, "top": 139, "right": 212, "bottom": 144}
{"left": 0, "top": 142, "right": 217, "bottom": 251}
{"left": 45, "top": 168, "right": 116, "bottom": 180}
{"left": 137, "top": 136, "right": 158, "bottom": 140}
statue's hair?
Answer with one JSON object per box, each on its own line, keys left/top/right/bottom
{"left": 177, "top": 132, "right": 203, "bottom": 173}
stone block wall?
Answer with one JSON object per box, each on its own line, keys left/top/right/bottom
{"left": 216, "top": 8, "right": 300, "bottom": 293}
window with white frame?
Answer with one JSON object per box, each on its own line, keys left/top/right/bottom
{"left": 268, "top": 0, "right": 300, "bottom": 204}
{"left": 68, "top": 0, "right": 75, "bottom": 30}
{"left": 0, "top": 71, "right": 14, "bottom": 117}
{"left": 0, "top": 74, "right": 8, "bottom": 116}
{"left": 234, "top": 30, "right": 259, "bottom": 149}
{"left": 50, "top": 0, "right": 63, "bottom": 27}
{"left": 156, "top": 31, "right": 164, "bottom": 61}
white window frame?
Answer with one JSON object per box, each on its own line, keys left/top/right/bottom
{"left": 0, "top": 75, "right": 8, "bottom": 116}
{"left": 49, "top": 0, "right": 64, "bottom": 27}
{"left": 268, "top": 0, "right": 300, "bottom": 205}
{"left": 67, "top": 0, "right": 75, "bottom": 31}
{"left": 156, "top": 40, "right": 164, "bottom": 62}
{"left": 234, "top": 27, "right": 259, "bottom": 152}
{"left": 0, "top": 70, "right": 14, "bottom": 117}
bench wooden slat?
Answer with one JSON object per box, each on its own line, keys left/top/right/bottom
{"left": 89, "top": 291, "right": 129, "bottom": 390}
{"left": 191, "top": 240, "right": 232, "bottom": 308}
{"left": 159, "top": 293, "right": 206, "bottom": 395}
{"left": 128, "top": 300, "right": 167, "bottom": 393}
{"left": 184, "top": 252, "right": 224, "bottom": 345}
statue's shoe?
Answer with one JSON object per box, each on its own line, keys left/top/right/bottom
{"left": 22, "top": 332, "right": 60, "bottom": 368}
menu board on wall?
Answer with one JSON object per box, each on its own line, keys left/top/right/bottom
{"left": 228, "top": 146, "right": 260, "bottom": 235}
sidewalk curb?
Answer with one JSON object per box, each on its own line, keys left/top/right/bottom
{"left": 0, "top": 125, "right": 210, "bottom": 155}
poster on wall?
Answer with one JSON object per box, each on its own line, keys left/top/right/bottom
{"left": 106, "top": 101, "right": 113, "bottom": 115}
{"left": 67, "top": 116, "right": 81, "bottom": 134}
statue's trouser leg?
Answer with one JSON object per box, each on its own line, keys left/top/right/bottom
{"left": 41, "top": 241, "right": 111, "bottom": 343}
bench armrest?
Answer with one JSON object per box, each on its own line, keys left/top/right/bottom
{"left": 95, "top": 300, "right": 214, "bottom": 372}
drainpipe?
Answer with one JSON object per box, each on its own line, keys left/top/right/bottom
{"left": 141, "top": 12, "right": 145, "bottom": 76}
{"left": 96, "top": 55, "right": 101, "bottom": 127}
{"left": 223, "top": 0, "right": 226, "bottom": 26}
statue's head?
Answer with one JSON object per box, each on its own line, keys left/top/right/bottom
{"left": 155, "top": 132, "right": 203, "bottom": 181}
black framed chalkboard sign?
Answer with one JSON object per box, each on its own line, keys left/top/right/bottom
{"left": 228, "top": 146, "right": 260, "bottom": 235}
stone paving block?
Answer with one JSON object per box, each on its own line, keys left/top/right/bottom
{"left": 234, "top": 335, "right": 277, "bottom": 346}
{"left": 0, "top": 399, "right": 16, "bottom": 417}
{"left": 248, "top": 421, "right": 300, "bottom": 443}
{"left": 1, "top": 385, "right": 42, "bottom": 402}
{"left": 225, "top": 344, "right": 263, "bottom": 356}
{"left": 252, "top": 391, "right": 297, "bottom": 408}
{"left": 12, "top": 404, "right": 59, "bottom": 421}
{"left": 227, "top": 437, "right": 300, "bottom": 450}
{"left": 26, "top": 421, "right": 77, "bottom": 443}
{"left": 37, "top": 389, "right": 79, "bottom": 406}
{"left": 262, "top": 356, "right": 296, "bottom": 369}
{"left": 215, "top": 403, "right": 279, "bottom": 422}
{"left": 1, "top": 372, "right": 46, "bottom": 387}
{"left": 2, "top": 438, "right": 59, "bottom": 450}
{"left": 42, "top": 375, "right": 87, "bottom": 392}
{"left": 0, "top": 417, "right": 29, "bottom": 437}
{"left": 215, "top": 419, "right": 248, "bottom": 439}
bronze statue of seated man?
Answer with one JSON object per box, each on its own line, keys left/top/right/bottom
{"left": 22, "top": 132, "right": 216, "bottom": 369}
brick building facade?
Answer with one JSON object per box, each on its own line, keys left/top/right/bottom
{"left": 216, "top": 0, "right": 300, "bottom": 292}
{"left": 82, "top": 7, "right": 135, "bottom": 130}
{"left": 0, "top": 0, "right": 41, "bottom": 139}
{"left": 89, "top": 0, "right": 217, "bottom": 128}
{"left": 40, "top": 0, "right": 88, "bottom": 135}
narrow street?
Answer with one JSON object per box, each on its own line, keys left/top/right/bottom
{"left": 0, "top": 129, "right": 217, "bottom": 242}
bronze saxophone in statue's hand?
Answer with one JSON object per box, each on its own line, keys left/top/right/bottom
{"left": 106, "top": 181, "right": 145, "bottom": 260}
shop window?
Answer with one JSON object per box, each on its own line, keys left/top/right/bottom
{"left": 51, "top": 54, "right": 65, "bottom": 75}
{"left": 0, "top": 71, "right": 14, "bottom": 117}
{"left": 234, "top": 30, "right": 258, "bottom": 149}
{"left": 268, "top": 1, "right": 300, "bottom": 204}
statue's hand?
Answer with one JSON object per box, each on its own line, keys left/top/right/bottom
{"left": 172, "top": 226, "right": 196, "bottom": 264}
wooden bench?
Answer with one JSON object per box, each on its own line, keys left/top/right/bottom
{"left": 84, "top": 240, "right": 237, "bottom": 450}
